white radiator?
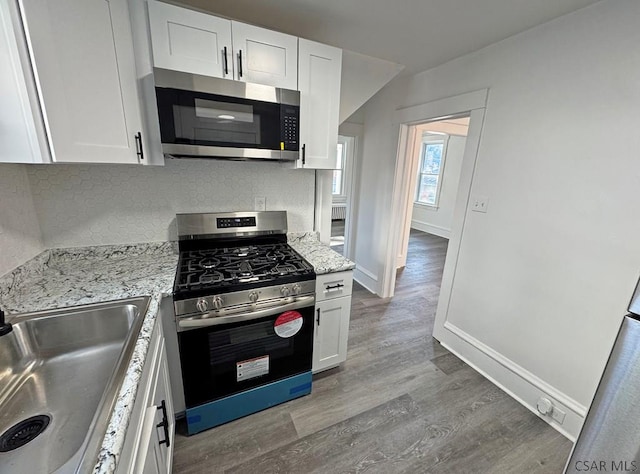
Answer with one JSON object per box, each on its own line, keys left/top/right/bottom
{"left": 332, "top": 205, "right": 346, "bottom": 220}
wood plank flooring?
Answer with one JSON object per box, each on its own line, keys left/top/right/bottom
{"left": 172, "top": 229, "right": 572, "bottom": 473}
{"left": 331, "top": 219, "right": 345, "bottom": 253}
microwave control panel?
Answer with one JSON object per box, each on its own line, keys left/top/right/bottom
{"left": 281, "top": 106, "right": 299, "bottom": 151}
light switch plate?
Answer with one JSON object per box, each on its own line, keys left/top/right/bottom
{"left": 472, "top": 195, "right": 489, "bottom": 213}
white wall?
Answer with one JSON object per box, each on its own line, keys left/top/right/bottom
{"left": 340, "top": 50, "right": 404, "bottom": 123}
{"left": 27, "top": 159, "right": 315, "bottom": 248}
{"left": 411, "top": 134, "right": 467, "bottom": 239}
{"left": 354, "top": 0, "right": 640, "bottom": 425}
{"left": 0, "top": 164, "right": 43, "bottom": 276}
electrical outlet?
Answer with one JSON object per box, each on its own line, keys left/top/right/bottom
{"left": 254, "top": 196, "right": 266, "bottom": 211}
{"left": 471, "top": 195, "right": 489, "bottom": 213}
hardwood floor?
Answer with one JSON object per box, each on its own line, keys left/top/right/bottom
{"left": 331, "top": 219, "right": 345, "bottom": 254}
{"left": 172, "top": 229, "right": 572, "bottom": 473}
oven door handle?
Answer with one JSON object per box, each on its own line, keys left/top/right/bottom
{"left": 177, "top": 295, "right": 315, "bottom": 330}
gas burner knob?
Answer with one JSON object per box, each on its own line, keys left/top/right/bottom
{"left": 248, "top": 291, "right": 259, "bottom": 303}
{"left": 211, "top": 296, "right": 224, "bottom": 310}
{"left": 280, "top": 286, "right": 291, "bottom": 297}
{"left": 196, "top": 298, "right": 208, "bottom": 313}
{"left": 291, "top": 283, "right": 301, "bottom": 295}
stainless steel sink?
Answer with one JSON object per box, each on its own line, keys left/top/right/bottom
{"left": 0, "top": 296, "right": 150, "bottom": 474}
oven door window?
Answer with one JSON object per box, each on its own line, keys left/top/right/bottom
{"left": 178, "top": 307, "right": 313, "bottom": 408}
{"left": 156, "top": 88, "right": 281, "bottom": 149}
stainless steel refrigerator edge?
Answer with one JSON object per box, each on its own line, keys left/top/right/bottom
{"left": 564, "top": 278, "right": 640, "bottom": 473}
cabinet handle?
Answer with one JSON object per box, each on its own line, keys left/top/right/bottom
{"left": 316, "top": 308, "right": 320, "bottom": 326}
{"left": 325, "top": 283, "right": 344, "bottom": 291}
{"left": 223, "top": 46, "right": 229, "bottom": 75}
{"left": 238, "top": 50, "right": 243, "bottom": 77}
{"left": 156, "top": 400, "right": 170, "bottom": 448}
{"left": 135, "top": 132, "right": 144, "bottom": 161}
{"left": 302, "top": 144, "right": 306, "bottom": 165}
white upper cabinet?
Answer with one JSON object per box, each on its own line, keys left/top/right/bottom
{"left": 0, "top": 0, "right": 48, "bottom": 163}
{"left": 148, "top": 0, "right": 233, "bottom": 79}
{"left": 146, "top": 2, "right": 298, "bottom": 89}
{"left": 231, "top": 21, "right": 297, "bottom": 89}
{"left": 19, "top": 0, "right": 144, "bottom": 164}
{"left": 297, "top": 39, "right": 342, "bottom": 169}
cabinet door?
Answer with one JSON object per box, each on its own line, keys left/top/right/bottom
{"left": 231, "top": 21, "right": 297, "bottom": 89}
{"left": 313, "top": 296, "right": 351, "bottom": 373}
{"left": 19, "top": 0, "right": 143, "bottom": 164}
{"left": 133, "top": 341, "right": 174, "bottom": 474}
{"left": 0, "top": 0, "right": 48, "bottom": 163}
{"left": 135, "top": 406, "right": 163, "bottom": 474}
{"left": 298, "top": 39, "right": 341, "bottom": 169}
{"left": 152, "top": 347, "right": 174, "bottom": 474}
{"left": 148, "top": 1, "right": 233, "bottom": 79}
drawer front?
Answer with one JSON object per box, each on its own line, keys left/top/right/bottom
{"left": 315, "top": 271, "right": 353, "bottom": 302}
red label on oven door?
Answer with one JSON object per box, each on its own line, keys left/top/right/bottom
{"left": 274, "top": 310, "right": 303, "bottom": 338}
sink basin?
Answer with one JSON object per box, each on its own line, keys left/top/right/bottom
{"left": 0, "top": 296, "right": 150, "bottom": 473}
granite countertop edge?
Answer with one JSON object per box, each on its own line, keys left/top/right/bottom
{"left": 92, "top": 291, "right": 168, "bottom": 474}
{"left": 287, "top": 232, "right": 355, "bottom": 274}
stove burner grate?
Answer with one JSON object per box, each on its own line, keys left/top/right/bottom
{"left": 174, "top": 243, "right": 314, "bottom": 295}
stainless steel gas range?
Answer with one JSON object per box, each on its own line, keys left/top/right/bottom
{"left": 171, "top": 211, "right": 315, "bottom": 435}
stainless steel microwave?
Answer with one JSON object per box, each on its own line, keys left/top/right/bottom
{"left": 154, "top": 68, "right": 300, "bottom": 161}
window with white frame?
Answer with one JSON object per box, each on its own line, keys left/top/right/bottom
{"left": 332, "top": 136, "right": 352, "bottom": 201}
{"left": 332, "top": 141, "right": 345, "bottom": 196}
{"left": 415, "top": 134, "right": 448, "bottom": 207}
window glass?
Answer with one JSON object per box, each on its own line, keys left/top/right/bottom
{"left": 333, "top": 142, "right": 345, "bottom": 195}
{"left": 416, "top": 139, "right": 446, "bottom": 206}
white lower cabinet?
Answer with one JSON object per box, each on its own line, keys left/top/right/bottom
{"left": 118, "top": 316, "right": 174, "bottom": 474}
{"left": 313, "top": 271, "right": 353, "bottom": 373}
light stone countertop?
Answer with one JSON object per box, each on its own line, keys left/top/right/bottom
{"left": 0, "top": 242, "right": 178, "bottom": 474}
{"left": 288, "top": 232, "right": 355, "bottom": 274}
{"left": 0, "top": 235, "right": 351, "bottom": 474}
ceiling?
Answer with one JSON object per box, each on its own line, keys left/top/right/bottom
{"left": 180, "top": 0, "right": 601, "bottom": 74}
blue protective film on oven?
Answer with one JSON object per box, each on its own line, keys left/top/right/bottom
{"left": 185, "top": 371, "right": 312, "bottom": 435}
{"left": 289, "top": 381, "right": 312, "bottom": 395}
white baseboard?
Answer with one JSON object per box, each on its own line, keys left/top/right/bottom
{"left": 353, "top": 265, "right": 378, "bottom": 294}
{"left": 440, "top": 321, "right": 586, "bottom": 441}
{"left": 410, "top": 220, "right": 451, "bottom": 239}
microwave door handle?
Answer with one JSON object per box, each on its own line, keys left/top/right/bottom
{"left": 178, "top": 295, "right": 315, "bottom": 330}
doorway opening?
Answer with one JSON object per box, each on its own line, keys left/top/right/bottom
{"left": 330, "top": 134, "right": 356, "bottom": 256}
{"left": 395, "top": 116, "right": 470, "bottom": 293}
{"left": 381, "top": 88, "right": 487, "bottom": 314}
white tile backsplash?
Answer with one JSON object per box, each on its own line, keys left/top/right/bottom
{"left": 0, "top": 164, "right": 44, "bottom": 276}
{"left": 27, "top": 159, "right": 316, "bottom": 248}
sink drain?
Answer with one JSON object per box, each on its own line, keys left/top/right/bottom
{"left": 0, "top": 415, "right": 51, "bottom": 452}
